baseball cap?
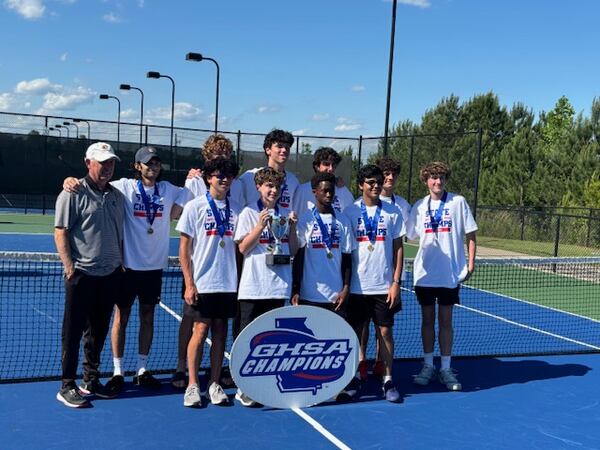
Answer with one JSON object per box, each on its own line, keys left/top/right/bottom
{"left": 135, "top": 146, "right": 161, "bottom": 164}
{"left": 85, "top": 142, "right": 121, "bottom": 162}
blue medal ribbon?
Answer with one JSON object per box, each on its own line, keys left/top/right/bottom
{"left": 360, "top": 199, "right": 382, "bottom": 246}
{"left": 136, "top": 180, "right": 160, "bottom": 228}
{"left": 206, "top": 192, "right": 230, "bottom": 240}
{"left": 312, "top": 207, "right": 336, "bottom": 255}
{"left": 427, "top": 191, "right": 448, "bottom": 232}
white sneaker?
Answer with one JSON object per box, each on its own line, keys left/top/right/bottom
{"left": 413, "top": 364, "right": 436, "bottom": 386}
{"left": 235, "top": 388, "right": 257, "bottom": 407}
{"left": 438, "top": 368, "right": 462, "bottom": 391}
{"left": 183, "top": 383, "right": 201, "bottom": 407}
{"left": 208, "top": 382, "right": 228, "bottom": 405}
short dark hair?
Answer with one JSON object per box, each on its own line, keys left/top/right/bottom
{"left": 202, "top": 158, "right": 240, "bottom": 186}
{"left": 263, "top": 129, "right": 294, "bottom": 155}
{"left": 376, "top": 156, "right": 401, "bottom": 175}
{"left": 419, "top": 161, "right": 451, "bottom": 182}
{"left": 312, "top": 147, "right": 342, "bottom": 172}
{"left": 311, "top": 171, "right": 336, "bottom": 190}
{"left": 254, "top": 167, "right": 285, "bottom": 187}
{"left": 357, "top": 164, "right": 384, "bottom": 186}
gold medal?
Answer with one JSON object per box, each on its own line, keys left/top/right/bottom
{"left": 367, "top": 243, "right": 374, "bottom": 252}
{"left": 327, "top": 251, "right": 334, "bottom": 259}
{"left": 219, "top": 240, "right": 225, "bottom": 248}
{"left": 147, "top": 227, "right": 154, "bottom": 234}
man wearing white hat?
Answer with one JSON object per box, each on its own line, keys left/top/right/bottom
{"left": 54, "top": 142, "right": 125, "bottom": 408}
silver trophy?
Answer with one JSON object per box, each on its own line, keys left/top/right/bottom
{"left": 266, "top": 212, "right": 291, "bottom": 265}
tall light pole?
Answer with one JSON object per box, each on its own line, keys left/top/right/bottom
{"left": 55, "top": 124, "right": 68, "bottom": 138}
{"left": 383, "top": 0, "right": 397, "bottom": 156}
{"left": 120, "top": 83, "right": 145, "bottom": 145}
{"left": 185, "top": 52, "right": 220, "bottom": 133}
{"left": 49, "top": 127, "right": 60, "bottom": 136}
{"left": 73, "top": 118, "right": 91, "bottom": 140}
{"left": 63, "top": 121, "right": 79, "bottom": 138}
{"left": 99, "top": 94, "right": 121, "bottom": 150}
{"left": 146, "top": 71, "right": 175, "bottom": 153}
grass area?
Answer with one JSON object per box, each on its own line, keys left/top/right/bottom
{"left": 467, "top": 264, "right": 600, "bottom": 320}
{"left": 0, "top": 213, "right": 54, "bottom": 234}
{"left": 477, "top": 235, "right": 600, "bottom": 257}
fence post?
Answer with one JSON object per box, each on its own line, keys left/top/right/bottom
{"left": 586, "top": 208, "right": 593, "bottom": 248}
{"left": 43, "top": 116, "right": 48, "bottom": 214}
{"left": 407, "top": 134, "right": 415, "bottom": 203}
{"left": 553, "top": 215, "right": 561, "bottom": 258}
{"left": 472, "top": 128, "right": 483, "bottom": 220}
{"left": 144, "top": 125, "right": 149, "bottom": 145}
{"left": 236, "top": 130, "right": 241, "bottom": 166}
{"left": 357, "top": 135, "right": 363, "bottom": 173}
{"left": 520, "top": 205, "right": 525, "bottom": 241}
{"left": 295, "top": 137, "right": 300, "bottom": 175}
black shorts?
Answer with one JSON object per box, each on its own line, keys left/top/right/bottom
{"left": 298, "top": 299, "right": 346, "bottom": 319}
{"left": 238, "top": 298, "right": 286, "bottom": 332}
{"left": 414, "top": 286, "right": 460, "bottom": 306}
{"left": 117, "top": 269, "right": 163, "bottom": 309}
{"left": 184, "top": 292, "right": 238, "bottom": 321}
{"left": 346, "top": 294, "right": 401, "bottom": 328}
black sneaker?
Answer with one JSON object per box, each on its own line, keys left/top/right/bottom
{"left": 79, "top": 379, "right": 118, "bottom": 399}
{"left": 336, "top": 377, "right": 363, "bottom": 402}
{"left": 56, "top": 386, "right": 91, "bottom": 408}
{"left": 105, "top": 375, "right": 125, "bottom": 393}
{"left": 133, "top": 371, "right": 161, "bottom": 389}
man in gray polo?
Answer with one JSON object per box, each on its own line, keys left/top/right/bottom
{"left": 55, "top": 142, "right": 125, "bottom": 408}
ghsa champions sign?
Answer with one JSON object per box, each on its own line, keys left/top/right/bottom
{"left": 230, "top": 306, "right": 359, "bottom": 409}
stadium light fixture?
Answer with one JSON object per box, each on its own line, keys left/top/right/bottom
{"left": 186, "top": 52, "right": 220, "bottom": 133}
{"left": 99, "top": 94, "right": 121, "bottom": 150}
{"left": 120, "top": 83, "right": 145, "bottom": 145}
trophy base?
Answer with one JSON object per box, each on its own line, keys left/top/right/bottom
{"left": 266, "top": 253, "right": 291, "bottom": 266}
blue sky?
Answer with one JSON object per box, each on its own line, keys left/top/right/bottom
{"left": 1, "top": 0, "right": 599, "bottom": 148}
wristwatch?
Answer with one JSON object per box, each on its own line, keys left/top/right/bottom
{"left": 393, "top": 279, "right": 401, "bottom": 285}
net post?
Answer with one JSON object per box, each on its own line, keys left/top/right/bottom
{"left": 407, "top": 134, "right": 415, "bottom": 204}
{"left": 236, "top": 130, "right": 241, "bottom": 166}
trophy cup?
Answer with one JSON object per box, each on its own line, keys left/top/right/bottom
{"left": 265, "top": 213, "right": 291, "bottom": 265}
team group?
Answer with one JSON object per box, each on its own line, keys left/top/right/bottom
{"left": 53, "top": 129, "right": 477, "bottom": 409}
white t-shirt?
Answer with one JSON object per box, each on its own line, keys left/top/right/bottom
{"left": 234, "top": 203, "right": 294, "bottom": 300}
{"left": 238, "top": 168, "right": 299, "bottom": 209}
{"left": 345, "top": 199, "right": 406, "bottom": 295}
{"left": 111, "top": 178, "right": 190, "bottom": 271}
{"left": 185, "top": 176, "right": 243, "bottom": 203}
{"left": 407, "top": 192, "right": 477, "bottom": 289}
{"left": 293, "top": 181, "right": 354, "bottom": 218}
{"left": 296, "top": 209, "right": 354, "bottom": 303}
{"left": 380, "top": 193, "right": 411, "bottom": 226}
{"left": 176, "top": 194, "right": 240, "bottom": 293}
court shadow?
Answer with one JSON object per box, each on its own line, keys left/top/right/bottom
{"left": 395, "top": 357, "right": 592, "bottom": 395}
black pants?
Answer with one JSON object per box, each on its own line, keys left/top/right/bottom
{"left": 61, "top": 268, "right": 121, "bottom": 388}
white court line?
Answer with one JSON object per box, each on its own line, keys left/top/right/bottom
{"left": 158, "top": 301, "right": 349, "bottom": 449}
{"left": 400, "top": 287, "right": 600, "bottom": 351}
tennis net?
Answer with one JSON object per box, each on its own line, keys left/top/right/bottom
{"left": 1, "top": 252, "right": 599, "bottom": 383}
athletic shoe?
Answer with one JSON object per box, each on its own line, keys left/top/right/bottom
{"left": 183, "top": 383, "right": 201, "bottom": 407}
{"left": 336, "top": 377, "right": 362, "bottom": 402}
{"left": 220, "top": 367, "right": 235, "bottom": 388}
{"left": 372, "top": 361, "right": 385, "bottom": 379}
{"left": 56, "top": 386, "right": 91, "bottom": 408}
{"left": 133, "top": 371, "right": 161, "bottom": 389}
{"left": 207, "top": 382, "right": 228, "bottom": 405}
{"left": 358, "top": 360, "right": 368, "bottom": 381}
{"left": 438, "top": 368, "right": 462, "bottom": 391}
{"left": 79, "top": 379, "right": 118, "bottom": 399}
{"left": 235, "top": 389, "right": 259, "bottom": 407}
{"left": 105, "top": 375, "right": 125, "bottom": 393}
{"left": 382, "top": 380, "right": 401, "bottom": 403}
{"left": 171, "top": 371, "right": 187, "bottom": 390}
{"left": 413, "top": 364, "right": 436, "bottom": 386}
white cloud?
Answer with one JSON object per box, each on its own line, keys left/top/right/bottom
{"left": 147, "top": 102, "right": 202, "bottom": 121}
{"left": 102, "top": 11, "right": 121, "bottom": 23}
{"left": 15, "top": 78, "right": 61, "bottom": 94}
{"left": 0, "top": 93, "right": 13, "bottom": 110}
{"left": 351, "top": 85, "right": 366, "bottom": 92}
{"left": 292, "top": 129, "right": 308, "bottom": 136}
{"left": 311, "top": 113, "right": 330, "bottom": 121}
{"left": 41, "top": 86, "right": 95, "bottom": 111}
{"left": 383, "top": 0, "right": 431, "bottom": 7}
{"left": 120, "top": 108, "right": 137, "bottom": 120}
{"left": 60, "top": 52, "right": 68, "bottom": 62}
{"left": 257, "top": 105, "right": 280, "bottom": 114}
{"left": 334, "top": 117, "right": 362, "bottom": 132}
{"left": 4, "top": 0, "right": 45, "bottom": 19}
{"left": 137, "top": 0, "right": 144, "bottom": 7}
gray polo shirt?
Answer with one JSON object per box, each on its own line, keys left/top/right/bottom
{"left": 55, "top": 176, "right": 125, "bottom": 276}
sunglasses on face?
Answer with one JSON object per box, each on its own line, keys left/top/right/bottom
{"left": 210, "top": 172, "right": 233, "bottom": 181}
{"left": 363, "top": 179, "right": 383, "bottom": 187}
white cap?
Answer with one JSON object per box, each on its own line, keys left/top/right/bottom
{"left": 85, "top": 142, "right": 120, "bottom": 162}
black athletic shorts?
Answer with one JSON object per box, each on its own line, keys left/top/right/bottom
{"left": 117, "top": 268, "right": 163, "bottom": 308}
{"left": 346, "top": 294, "right": 401, "bottom": 328}
{"left": 184, "top": 292, "right": 238, "bottom": 321}
{"left": 238, "top": 298, "right": 286, "bottom": 332}
{"left": 298, "top": 299, "right": 346, "bottom": 319}
{"left": 414, "top": 286, "right": 460, "bottom": 306}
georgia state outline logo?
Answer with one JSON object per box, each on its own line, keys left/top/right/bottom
{"left": 239, "top": 317, "right": 351, "bottom": 395}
